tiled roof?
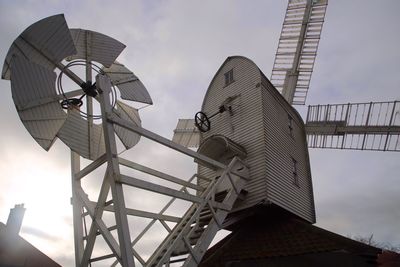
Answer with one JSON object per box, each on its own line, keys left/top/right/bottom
{"left": 200, "top": 206, "right": 382, "bottom": 266}
{"left": 0, "top": 223, "right": 61, "bottom": 267}
{"left": 378, "top": 251, "right": 400, "bottom": 267}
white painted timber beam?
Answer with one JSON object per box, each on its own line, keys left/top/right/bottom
{"left": 119, "top": 174, "right": 230, "bottom": 211}
{"left": 91, "top": 202, "right": 181, "bottom": 222}
{"left": 107, "top": 114, "right": 226, "bottom": 170}
{"left": 118, "top": 157, "right": 204, "bottom": 192}
{"left": 305, "top": 124, "right": 400, "bottom": 135}
{"left": 97, "top": 74, "right": 135, "bottom": 267}
{"left": 75, "top": 154, "right": 107, "bottom": 180}
{"left": 75, "top": 186, "right": 122, "bottom": 261}
{"left": 71, "top": 151, "right": 84, "bottom": 267}
{"left": 81, "top": 169, "right": 112, "bottom": 266}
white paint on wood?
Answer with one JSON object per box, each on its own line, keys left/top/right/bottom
{"left": 102, "top": 61, "right": 153, "bottom": 104}
{"left": 198, "top": 56, "right": 315, "bottom": 223}
{"left": 57, "top": 109, "right": 105, "bottom": 160}
{"left": 68, "top": 29, "right": 125, "bottom": 68}
{"left": 10, "top": 56, "right": 67, "bottom": 150}
{"left": 172, "top": 119, "right": 200, "bottom": 148}
{"left": 2, "top": 14, "right": 76, "bottom": 80}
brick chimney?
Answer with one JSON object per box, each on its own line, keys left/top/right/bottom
{"left": 6, "top": 204, "right": 26, "bottom": 235}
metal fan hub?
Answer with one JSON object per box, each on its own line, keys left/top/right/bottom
{"left": 80, "top": 80, "right": 97, "bottom": 97}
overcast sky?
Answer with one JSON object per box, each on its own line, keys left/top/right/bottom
{"left": 0, "top": 0, "right": 399, "bottom": 266}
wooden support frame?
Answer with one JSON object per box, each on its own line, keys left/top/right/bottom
{"left": 71, "top": 151, "right": 84, "bottom": 267}
{"left": 119, "top": 157, "right": 204, "bottom": 192}
{"left": 69, "top": 74, "right": 249, "bottom": 266}
{"left": 97, "top": 74, "right": 136, "bottom": 267}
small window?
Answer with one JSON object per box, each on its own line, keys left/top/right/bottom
{"left": 292, "top": 157, "right": 299, "bottom": 186}
{"left": 288, "top": 114, "right": 294, "bottom": 137}
{"left": 224, "top": 69, "right": 234, "bottom": 86}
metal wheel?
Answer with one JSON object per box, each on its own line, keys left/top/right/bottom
{"left": 195, "top": 111, "right": 211, "bottom": 132}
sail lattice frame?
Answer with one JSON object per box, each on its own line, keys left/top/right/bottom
{"left": 271, "top": 0, "right": 328, "bottom": 105}
{"left": 305, "top": 101, "right": 400, "bottom": 151}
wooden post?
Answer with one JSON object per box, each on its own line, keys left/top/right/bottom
{"left": 97, "top": 74, "right": 135, "bottom": 267}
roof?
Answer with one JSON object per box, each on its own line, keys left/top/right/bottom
{"left": 200, "top": 206, "right": 382, "bottom": 267}
{"left": 378, "top": 251, "right": 400, "bottom": 267}
{"left": 0, "top": 222, "right": 61, "bottom": 267}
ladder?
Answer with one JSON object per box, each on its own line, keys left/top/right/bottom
{"left": 146, "top": 156, "right": 249, "bottom": 267}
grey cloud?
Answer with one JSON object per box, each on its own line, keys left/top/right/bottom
{"left": 308, "top": 0, "right": 400, "bottom": 104}
{"left": 311, "top": 149, "right": 400, "bottom": 245}
{"left": 21, "top": 226, "right": 60, "bottom": 242}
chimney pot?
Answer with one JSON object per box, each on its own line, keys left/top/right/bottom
{"left": 6, "top": 204, "right": 26, "bottom": 235}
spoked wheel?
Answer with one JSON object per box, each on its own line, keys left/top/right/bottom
{"left": 195, "top": 111, "right": 211, "bottom": 132}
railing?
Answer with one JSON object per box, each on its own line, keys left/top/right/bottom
{"left": 147, "top": 157, "right": 248, "bottom": 267}
{"left": 101, "top": 114, "right": 249, "bottom": 266}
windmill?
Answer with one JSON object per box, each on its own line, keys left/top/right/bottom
{"left": 171, "top": 0, "right": 400, "bottom": 261}
{"left": 173, "top": 0, "right": 400, "bottom": 151}
{"left": 2, "top": 2, "right": 399, "bottom": 267}
{"left": 270, "top": 0, "right": 400, "bottom": 151}
{"left": 173, "top": 1, "right": 400, "bottom": 189}
{"left": 2, "top": 14, "right": 251, "bottom": 267}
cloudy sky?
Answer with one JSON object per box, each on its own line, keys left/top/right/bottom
{"left": 0, "top": 0, "right": 399, "bottom": 266}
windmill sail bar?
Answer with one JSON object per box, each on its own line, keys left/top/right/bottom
{"left": 305, "top": 101, "right": 400, "bottom": 151}
{"left": 271, "top": 0, "right": 328, "bottom": 105}
{"left": 172, "top": 119, "right": 200, "bottom": 148}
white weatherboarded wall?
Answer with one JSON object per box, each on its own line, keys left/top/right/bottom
{"left": 198, "top": 56, "right": 315, "bottom": 223}
{"left": 260, "top": 73, "right": 315, "bottom": 223}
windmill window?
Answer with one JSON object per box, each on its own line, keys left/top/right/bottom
{"left": 224, "top": 69, "right": 234, "bottom": 86}
{"left": 288, "top": 114, "right": 294, "bottom": 137}
{"left": 292, "top": 157, "right": 299, "bottom": 186}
